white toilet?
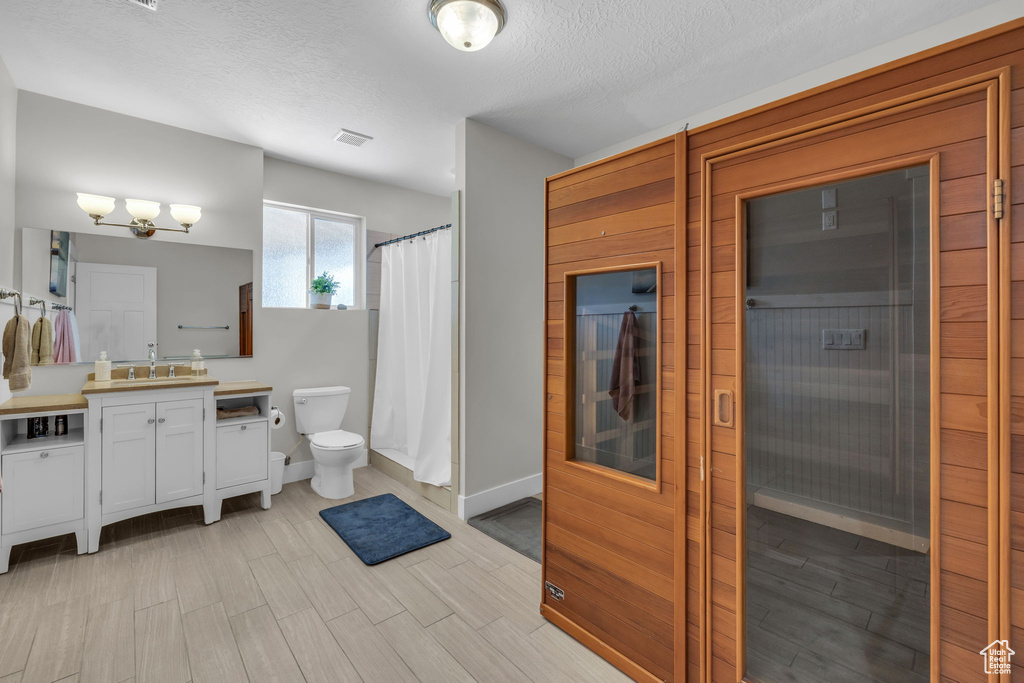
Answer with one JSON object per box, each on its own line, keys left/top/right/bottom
{"left": 293, "top": 386, "right": 365, "bottom": 499}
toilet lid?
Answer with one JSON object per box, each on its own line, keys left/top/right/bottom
{"left": 310, "top": 429, "right": 364, "bottom": 449}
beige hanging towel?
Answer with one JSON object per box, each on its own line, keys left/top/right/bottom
{"left": 2, "top": 314, "right": 33, "bottom": 392}
{"left": 31, "top": 316, "right": 54, "bottom": 365}
{"left": 608, "top": 310, "right": 641, "bottom": 420}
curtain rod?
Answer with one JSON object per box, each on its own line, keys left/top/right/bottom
{"left": 374, "top": 223, "right": 452, "bottom": 248}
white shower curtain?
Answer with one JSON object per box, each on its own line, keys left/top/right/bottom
{"left": 370, "top": 230, "right": 451, "bottom": 486}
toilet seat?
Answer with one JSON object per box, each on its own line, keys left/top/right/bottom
{"left": 310, "top": 429, "right": 364, "bottom": 450}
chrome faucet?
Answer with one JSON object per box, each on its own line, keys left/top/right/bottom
{"left": 148, "top": 343, "right": 157, "bottom": 379}
{"left": 167, "top": 362, "right": 185, "bottom": 378}
{"left": 116, "top": 364, "right": 136, "bottom": 380}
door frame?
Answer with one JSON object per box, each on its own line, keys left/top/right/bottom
{"left": 697, "top": 68, "right": 1010, "bottom": 682}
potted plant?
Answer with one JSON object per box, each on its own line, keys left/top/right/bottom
{"left": 309, "top": 271, "right": 338, "bottom": 309}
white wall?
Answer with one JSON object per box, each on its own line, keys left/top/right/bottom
{"left": 576, "top": 0, "right": 1024, "bottom": 166}
{"left": 11, "top": 93, "right": 449, "bottom": 464}
{"left": 0, "top": 57, "right": 16, "bottom": 405}
{"left": 457, "top": 118, "right": 571, "bottom": 516}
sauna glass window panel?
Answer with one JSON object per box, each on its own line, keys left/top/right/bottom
{"left": 571, "top": 268, "right": 658, "bottom": 481}
{"left": 743, "top": 166, "right": 931, "bottom": 681}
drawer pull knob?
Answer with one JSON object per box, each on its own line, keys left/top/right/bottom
{"left": 39, "top": 452, "right": 49, "bottom": 459}
{"left": 241, "top": 425, "right": 247, "bottom": 431}
{"left": 148, "top": 418, "right": 156, "bottom": 424}
{"left": 158, "top": 418, "right": 166, "bottom": 424}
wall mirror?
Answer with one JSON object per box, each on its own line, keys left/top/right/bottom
{"left": 15, "top": 227, "right": 254, "bottom": 365}
{"left": 564, "top": 264, "right": 660, "bottom": 483}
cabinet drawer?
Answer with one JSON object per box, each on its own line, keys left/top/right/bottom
{"left": 2, "top": 445, "right": 85, "bottom": 534}
{"left": 216, "top": 421, "right": 268, "bottom": 489}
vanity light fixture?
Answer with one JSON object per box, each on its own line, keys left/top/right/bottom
{"left": 428, "top": 0, "right": 506, "bottom": 52}
{"left": 76, "top": 193, "right": 201, "bottom": 239}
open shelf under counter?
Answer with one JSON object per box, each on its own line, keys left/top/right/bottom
{"left": 2, "top": 428, "right": 86, "bottom": 455}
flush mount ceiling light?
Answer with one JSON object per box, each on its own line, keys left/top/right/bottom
{"left": 76, "top": 193, "right": 201, "bottom": 239}
{"left": 428, "top": 0, "right": 506, "bottom": 52}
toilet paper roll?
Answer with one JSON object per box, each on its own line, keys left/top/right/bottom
{"left": 270, "top": 406, "right": 287, "bottom": 430}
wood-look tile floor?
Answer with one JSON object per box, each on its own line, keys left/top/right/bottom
{"left": 745, "top": 505, "right": 930, "bottom": 683}
{"left": 0, "top": 467, "right": 628, "bottom": 683}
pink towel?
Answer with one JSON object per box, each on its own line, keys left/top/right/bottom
{"left": 53, "top": 309, "right": 76, "bottom": 364}
{"left": 608, "top": 311, "right": 641, "bottom": 420}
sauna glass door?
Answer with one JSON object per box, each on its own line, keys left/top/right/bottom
{"left": 566, "top": 265, "right": 660, "bottom": 483}
{"left": 743, "top": 167, "right": 931, "bottom": 682}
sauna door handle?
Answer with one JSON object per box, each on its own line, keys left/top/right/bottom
{"left": 713, "top": 389, "right": 734, "bottom": 428}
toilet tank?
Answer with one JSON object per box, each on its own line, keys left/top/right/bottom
{"left": 293, "top": 386, "right": 351, "bottom": 434}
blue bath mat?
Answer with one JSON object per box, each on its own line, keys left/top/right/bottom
{"left": 319, "top": 493, "right": 451, "bottom": 565}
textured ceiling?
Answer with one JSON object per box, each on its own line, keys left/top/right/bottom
{"left": 0, "top": 0, "right": 997, "bottom": 196}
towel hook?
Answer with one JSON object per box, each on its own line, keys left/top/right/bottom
{"left": 628, "top": 305, "right": 638, "bottom": 311}
{"left": 0, "top": 288, "right": 22, "bottom": 316}
{"left": 29, "top": 298, "right": 47, "bottom": 317}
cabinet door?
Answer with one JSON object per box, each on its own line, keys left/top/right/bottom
{"left": 216, "top": 421, "right": 268, "bottom": 489}
{"left": 156, "top": 398, "right": 204, "bottom": 503}
{"left": 1, "top": 445, "right": 84, "bottom": 534}
{"left": 102, "top": 404, "right": 157, "bottom": 514}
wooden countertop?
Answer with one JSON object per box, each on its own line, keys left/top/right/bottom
{"left": 0, "top": 394, "right": 90, "bottom": 416}
{"left": 215, "top": 381, "right": 274, "bottom": 396}
{"left": 81, "top": 376, "right": 220, "bottom": 395}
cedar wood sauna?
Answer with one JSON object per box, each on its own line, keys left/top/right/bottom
{"left": 541, "top": 16, "right": 1024, "bottom": 683}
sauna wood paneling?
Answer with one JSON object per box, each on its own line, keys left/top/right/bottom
{"left": 544, "top": 139, "right": 678, "bottom": 681}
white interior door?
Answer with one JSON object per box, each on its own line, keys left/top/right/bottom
{"left": 155, "top": 399, "right": 204, "bottom": 503}
{"left": 76, "top": 262, "right": 157, "bottom": 361}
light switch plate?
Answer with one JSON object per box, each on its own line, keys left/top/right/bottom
{"left": 822, "top": 328, "right": 866, "bottom": 350}
{"left": 822, "top": 188, "right": 837, "bottom": 209}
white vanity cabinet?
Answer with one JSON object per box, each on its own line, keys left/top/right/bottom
{"left": 85, "top": 384, "right": 217, "bottom": 552}
{"left": 101, "top": 398, "right": 204, "bottom": 515}
{"left": 0, "top": 397, "right": 90, "bottom": 574}
{"left": 208, "top": 383, "right": 274, "bottom": 523}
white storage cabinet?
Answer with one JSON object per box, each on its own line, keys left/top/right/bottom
{"left": 0, "top": 409, "right": 89, "bottom": 573}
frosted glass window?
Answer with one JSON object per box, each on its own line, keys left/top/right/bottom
{"left": 261, "top": 204, "right": 363, "bottom": 308}
{"left": 314, "top": 218, "right": 355, "bottom": 307}
{"left": 262, "top": 206, "right": 308, "bottom": 308}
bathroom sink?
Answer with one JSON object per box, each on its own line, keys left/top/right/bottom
{"left": 110, "top": 376, "right": 201, "bottom": 388}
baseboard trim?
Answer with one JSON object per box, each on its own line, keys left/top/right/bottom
{"left": 458, "top": 472, "right": 542, "bottom": 520}
{"left": 283, "top": 460, "right": 314, "bottom": 483}
{"left": 540, "top": 604, "right": 660, "bottom": 682}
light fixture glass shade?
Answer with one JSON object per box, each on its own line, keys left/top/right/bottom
{"left": 76, "top": 193, "right": 116, "bottom": 218}
{"left": 125, "top": 199, "right": 161, "bottom": 222}
{"left": 433, "top": 0, "right": 503, "bottom": 52}
{"left": 170, "top": 204, "right": 202, "bottom": 226}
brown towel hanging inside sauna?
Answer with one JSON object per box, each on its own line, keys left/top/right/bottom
{"left": 608, "top": 310, "right": 641, "bottom": 420}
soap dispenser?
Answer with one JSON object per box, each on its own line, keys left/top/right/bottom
{"left": 191, "top": 349, "right": 205, "bottom": 374}
{"left": 95, "top": 351, "right": 111, "bottom": 381}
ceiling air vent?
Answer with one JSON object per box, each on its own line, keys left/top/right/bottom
{"left": 335, "top": 129, "right": 373, "bottom": 147}
{"left": 127, "top": 0, "right": 158, "bottom": 9}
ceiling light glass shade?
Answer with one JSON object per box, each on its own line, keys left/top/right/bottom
{"left": 430, "top": 0, "right": 505, "bottom": 52}
{"left": 170, "top": 204, "right": 202, "bottom": 226}
{"left": 125, "top": 199, "right": 161, "bottom": 222}
{"left": 76, "top": 193, "right": 116, "bottom": 218}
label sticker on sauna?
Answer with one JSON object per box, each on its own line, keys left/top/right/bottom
{"left": 980, "top": 640, "right": 1014, "bottom": 675}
